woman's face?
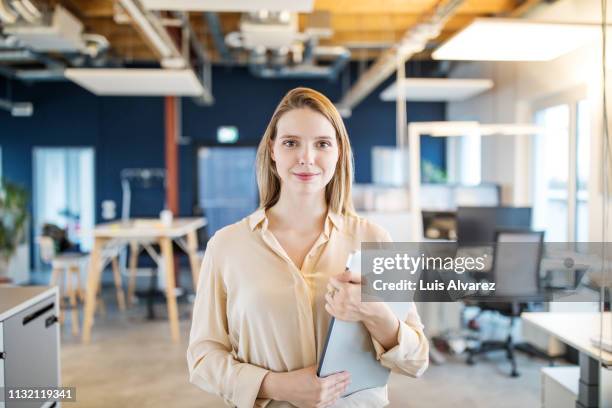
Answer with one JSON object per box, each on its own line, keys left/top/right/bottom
{"left": 271, "top": 108, "right": 339, "bottom": 196}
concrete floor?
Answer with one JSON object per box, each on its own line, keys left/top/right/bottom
{"left": 60, "top": 288, "right": 544, "bottom": 408}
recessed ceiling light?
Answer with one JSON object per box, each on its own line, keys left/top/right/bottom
{"left": 432, "top": 18, "right": 596, "bottom": 62}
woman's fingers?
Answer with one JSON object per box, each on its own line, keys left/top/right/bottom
{"left": 319, "top": 375, "right": 350, "bottom": 407}
{"left": 328, "top": 277, "right": 344, "bottom": 291}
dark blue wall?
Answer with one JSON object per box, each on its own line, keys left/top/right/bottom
{"left": 0, "top": 65, "right": 446, "bottom": 225}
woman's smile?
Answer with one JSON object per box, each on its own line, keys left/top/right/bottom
{"left": 292, "top": 171, "right": 321, "bottom": 181}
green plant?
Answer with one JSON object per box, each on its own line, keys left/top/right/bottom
{"left": 0, "top": 180, "right": 28, "bottom": 262}
{"left": 422, "top": 160, "right": 447, "bottom": 183}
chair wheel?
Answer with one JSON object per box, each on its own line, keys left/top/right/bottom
{"left": 510, "top": 370, "right": 520, "bottom": 378}
{"left": 467, "top": 356, "right": 475, "bottom": 365}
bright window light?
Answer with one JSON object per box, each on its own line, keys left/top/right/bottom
{"left": 432, "top": 18, "right": 596, "bottom": 62}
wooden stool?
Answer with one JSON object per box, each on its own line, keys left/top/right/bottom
{"left": 38, "top": 237, "right": 126, "bottom": 336}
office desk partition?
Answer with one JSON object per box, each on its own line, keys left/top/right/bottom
{"left": 81, "top": 218, "right": 206, "bottom": 344}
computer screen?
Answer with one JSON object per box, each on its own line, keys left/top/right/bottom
{"left": 456, "top": 206, "right": 532, "bottom": 245}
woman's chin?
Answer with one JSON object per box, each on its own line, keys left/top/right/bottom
{"left": 289, "top": 183, "right": 325, "bottom": 195}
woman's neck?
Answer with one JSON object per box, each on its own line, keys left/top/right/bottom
{"left": 268, "top": 190, "right": 327, "bottom": 231}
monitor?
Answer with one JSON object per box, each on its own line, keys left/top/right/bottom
{"left": 456, "top": 206, "right": 532, "bottom": 245}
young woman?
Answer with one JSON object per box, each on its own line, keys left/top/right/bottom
{"left": 187, "top": 87, "right": 429, "bottom": 408}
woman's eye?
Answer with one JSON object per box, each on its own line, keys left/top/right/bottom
{"left": 283, "top": 140, "right": 297, "bottom": 147}
{"left": 318, "top": 141, "right": 332, "bottom": 148}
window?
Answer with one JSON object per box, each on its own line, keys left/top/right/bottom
{"left": 532, "top": 99, "right": 590, "bottom": 241}
{"left": 33, "top": 147, "right": 95, "bottom": 264}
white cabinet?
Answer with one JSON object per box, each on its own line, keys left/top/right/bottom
{"left": 541, "top": 366, "right": 579, "bottom": 408}
{"left": 0, "top": 287, "right": 60, "bottom": 408}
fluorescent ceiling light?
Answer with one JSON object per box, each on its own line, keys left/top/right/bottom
{"left": 432, "top": 18, "right": 596, "bottom": 61}
{"left": 380, "top": 78, "right": 493, "bottom": 102}
{"left": 141, "top": 0, "right": 313, "bottom": 12}
{"left": 417, "top": 121, "right": 543, "bottom": 137}
{"left": 64, "top": 69, "right": 205, "bottom": 96}
{"left": 479, "top": 124, "right": 543, "bottom": 136}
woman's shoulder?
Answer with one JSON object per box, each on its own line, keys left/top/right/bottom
{"left": 339, "top": 213, "right": 392, "bottom": 242}
{"left": 204, "top": 214, "right": 254, "bottom": 253}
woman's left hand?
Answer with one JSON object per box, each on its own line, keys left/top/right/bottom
{"left": 324, "top": 269, "right": 365, "bottom": 322}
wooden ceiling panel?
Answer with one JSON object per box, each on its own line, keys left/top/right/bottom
{"left": 313, "top": 0, "right": 438, "bottom": 14}
{"left": 63, "top": 0, "right": 114, "bottom": 18}
{"left": 442, "top": 14, "right": 478, "bottom": 31}
{"left": 456, "top": 0, "right": 517, "bottom": 14}
{"left": 330, "top": 14, "right": 419, "bottom": 32}
{"left": 30, "top": 0, "right": 524, "bottom": 63}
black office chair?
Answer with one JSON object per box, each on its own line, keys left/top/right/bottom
{"left": 465, "top": 229, "right": 545, "bottom": 377}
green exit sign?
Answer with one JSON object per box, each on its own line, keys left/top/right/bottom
{"left": 217, "top": 126, "right": 239, "bottom": 144}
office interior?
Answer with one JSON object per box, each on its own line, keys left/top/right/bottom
{"left": 0, "top": 0, "right": 611, "bottom": 407}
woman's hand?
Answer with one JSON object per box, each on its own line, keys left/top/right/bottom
{"left": 325, "top": 269, "right": 401, "bottom": 350}
{"left": 324, "top": 269, "right": 365, "bottom": 322}
{"left": 261, "top": 365, "right": 350, "bottom": 408}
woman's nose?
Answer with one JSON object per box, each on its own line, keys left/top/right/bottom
{"left": 298, "top": 146, "right": 315, "bottom": 165}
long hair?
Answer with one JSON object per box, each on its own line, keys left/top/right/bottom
{"left": 255, "top": 87, "right": 356, "bottom": 216}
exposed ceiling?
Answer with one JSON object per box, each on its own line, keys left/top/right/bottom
{"left": 41, "top": 0, "right": 525, "bottom": 63}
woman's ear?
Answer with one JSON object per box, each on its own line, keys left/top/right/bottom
{"left": 269, "top": 141, "right": 275, "bottom": 162}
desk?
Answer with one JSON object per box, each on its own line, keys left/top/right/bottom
{"left": 522, "top": 312, "right": 612, "bottom": 408}
{"left": 82, "top": 218, "right": 206, "bottom": 344}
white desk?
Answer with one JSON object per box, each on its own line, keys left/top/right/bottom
{"left": 522, "top": 312, "right": 611, "bottom": 408}
{"left": 82, "top": 218, "right": 206, "bottom": 344}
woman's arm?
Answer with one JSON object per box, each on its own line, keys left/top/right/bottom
{"left": 187, "top": 237, "right": 269, "bottom": 408}
{"left": 359, "top": 302, "right": 400, "bottom": 350}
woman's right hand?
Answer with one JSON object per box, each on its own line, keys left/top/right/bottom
{"left": 262, "top": 365, "right": 351, "bottom": 408}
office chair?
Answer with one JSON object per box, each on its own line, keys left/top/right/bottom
{"left": 465, "top": 229, "right": 545, "bottom": 377}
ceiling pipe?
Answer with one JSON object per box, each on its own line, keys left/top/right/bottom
{"left": 117, "top": 0, "right": 183, "bottom": 65}
{"left": 335, "top": 0, "right": 465, "bottom": 116}
{"left": 9, "top": 0, "right": 41, "bottom": 23}
{"left": 176, "top": 11, "right": 213, "bottom": 105}
{"left": 204, "top": 12, "right": 232, "bottom": 64}
{"left": 0, "top": 0, "right": 17, "bottom": 23}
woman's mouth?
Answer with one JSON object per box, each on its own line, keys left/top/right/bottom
{"left": 293, "top": 172, "right": 320, "bottom": 181}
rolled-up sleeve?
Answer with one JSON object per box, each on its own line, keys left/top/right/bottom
{"left": 187, "top": 236, "right": 270, "bottom": 408}
{"left": 370, "top": 304, "right": 429, "bottom": 377}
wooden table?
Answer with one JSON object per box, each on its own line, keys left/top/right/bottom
{"left": 82, "top": 217, "right": 206, "bottom": 344}
{"left": 522, "top": 312, "right": 612, "bottom": 408}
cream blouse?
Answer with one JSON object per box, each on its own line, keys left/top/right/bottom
{"left": 187, "top": 208, "right": 429, "bottom": 408}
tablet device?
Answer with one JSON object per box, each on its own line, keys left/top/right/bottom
{"left": 317, "top": 251, "right": 413, "bottom": 397}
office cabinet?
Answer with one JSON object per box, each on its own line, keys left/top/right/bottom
{"left": 0, "top": 287, "right": 60, "bottom": 408}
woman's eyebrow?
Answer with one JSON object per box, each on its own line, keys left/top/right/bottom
{"left": 278, "top": 134, "right": 333, "bottom": 140}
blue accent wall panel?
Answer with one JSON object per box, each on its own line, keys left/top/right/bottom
{"left": 0, "top": 66, "right": 446, "bottom": 227}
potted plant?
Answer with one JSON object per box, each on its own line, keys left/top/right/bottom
{"left": 0, "top": 180, "right": 28, "bottom": 282}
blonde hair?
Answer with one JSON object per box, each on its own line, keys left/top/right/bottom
{"left": 256, "top": 87, "right": 356, "bottom": 216}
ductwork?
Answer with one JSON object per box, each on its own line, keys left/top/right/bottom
{"left": 335, "top": 0, "right": 466, "bottom": 116}
{"left": 226, "top": 10, "right": 350, "bottom": 80}
{"left": 248, "top": 45, "right": 349, "bottom": 80}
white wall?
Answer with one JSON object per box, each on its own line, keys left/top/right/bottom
{"left": 446, "top": 0, "right": 612, "bottom": 241}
